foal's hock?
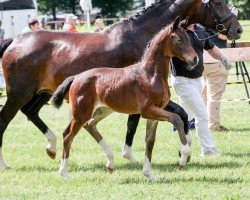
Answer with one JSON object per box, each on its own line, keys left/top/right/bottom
{"left": 51, "top": 19, "right": 198, "bottom": 181}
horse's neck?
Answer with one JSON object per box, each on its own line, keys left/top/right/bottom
{"left": 132, "top": 0, "right": 196, "bottom": 36}
{"left": 142, "top": 44, "right": 170, "bottom": 81}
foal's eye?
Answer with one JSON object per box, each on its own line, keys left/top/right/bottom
{"left": 176, "top": 36, "right": 181, "bottom": 41}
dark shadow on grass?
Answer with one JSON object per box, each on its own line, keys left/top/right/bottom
{"left": 229, "top": 127, "right": 250, "bottom": 132}
{"left": 13, "top": 160, "right": 242, "bottom": 173}
{"left": 119, "top": 176, "right": 243, "bottom": 184}
{"left": 224, "top": 152, "right": 250, "bottom": 158}
{"left": 15, "top": 166, "right": 58, "bottom": 172}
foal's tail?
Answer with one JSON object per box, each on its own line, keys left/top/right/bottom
{"left": 51, "top": 76, "right": 75, "bottom": 109}
{"left": 0, "top": 38, "right": 13, "bottom": 58}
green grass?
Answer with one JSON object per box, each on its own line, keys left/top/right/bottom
{"left": 0, "top": 77, "right": 249, "bottom": 199}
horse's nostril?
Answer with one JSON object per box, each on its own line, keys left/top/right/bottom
{"left": 237, "top": 27, "right": 243, "bottom": 35}
{"left": 194, "top": 56, "right": 198, "bottom": 63}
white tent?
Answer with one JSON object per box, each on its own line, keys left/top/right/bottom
{"left": 80, "top": 0, "right": 92, "bottom": 29}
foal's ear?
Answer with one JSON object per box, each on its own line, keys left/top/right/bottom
{"left": 173, "top": 17, "right": 180, "bottom": 30}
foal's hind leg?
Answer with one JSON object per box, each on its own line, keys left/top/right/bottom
{"left": 21, "top": 93, "right": 57, "bottom": 159}
{"left": 59, "top": 119, "right": 84, "bottom": 180}
{"left": 122, "top": 114, "right": 140, "bottom": 163}
{"left": 143, "top": 119, "right": 159, "bottom": 182}
{"left": 84, "top": 107, "right": 115, "bottom": 173}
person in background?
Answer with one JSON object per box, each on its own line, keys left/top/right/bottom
{"left": 0, "top": 20, "right": 5, "bottom": 39}
{"left": 21, "top": 18, "right": 41, "bottom": 33}
{"left": 171, "top": 23, "right": 232, "bottom": 156}
{"left": 62, "top": 14, "right": 79, "bottom": 33}
{"left": 201, "top": 6, "right": 239, "bottom": 132}
{"left": 94, "top": 18, "right": 104, "bottom": 32}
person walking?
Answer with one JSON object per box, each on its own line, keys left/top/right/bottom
{"left": 202, "top": 7, "right": 239, "bottom": 132}
{"left": 171, "top": 23, "right": 232, "bottom": 156}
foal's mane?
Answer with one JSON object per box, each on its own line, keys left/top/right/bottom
{"left": 141, "top": 25, "right": 172, "bottom": 62}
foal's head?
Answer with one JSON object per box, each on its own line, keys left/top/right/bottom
{"left": 163, "top": 18, "right": 198, "bottom": 69}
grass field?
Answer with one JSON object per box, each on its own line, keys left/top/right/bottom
{"left": 0, "top": 76, "right": 249, "bottom": 199}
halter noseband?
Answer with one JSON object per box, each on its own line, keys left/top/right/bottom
{"left": 203, "top": 1, "right": 235, "bottom": 32}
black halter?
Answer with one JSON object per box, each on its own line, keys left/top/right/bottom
{"left": 203, "top": 1, "right": 235, "bottom": 32}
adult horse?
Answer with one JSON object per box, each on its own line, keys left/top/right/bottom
{"left": 0, "top": 0, "right": 243, "bottom": 168}
{"left": 51, "top": 18, "right": 198, "bottom": 181}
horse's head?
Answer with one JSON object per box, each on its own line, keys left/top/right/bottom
{"left": 188, "top": 0, "right": 243, "bottom": 40}
{"left": 164, "top": 18, "right": 198, "bottom": 69}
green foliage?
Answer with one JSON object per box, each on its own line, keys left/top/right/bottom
{"left": 92, "top": 0, "right": 134, "bottom": 17}
{"left": 227, "top": 0, "right": 250, "bottom": 20}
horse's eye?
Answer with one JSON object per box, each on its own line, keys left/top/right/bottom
{"left": 215, "top": 2, "right": 222, "bottom": 6}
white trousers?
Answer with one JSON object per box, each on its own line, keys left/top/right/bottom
{"left": 171, "top": 76, "right": 216, "bottom": 152}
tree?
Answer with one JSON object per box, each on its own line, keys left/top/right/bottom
{"left": 92, "top": 0, "right": 134, "bottom": 17}
{"left": 227, "top": 0, "right": 250, "bottom": 20}
{"left": 37, "top": 0, "right": 60, "bottom": 19}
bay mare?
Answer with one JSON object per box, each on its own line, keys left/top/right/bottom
{"left": 51, "top": 19, "right": 198, "bottom": 181}
{"left": 0, "top": 0, "right": 243, "bottom": 169}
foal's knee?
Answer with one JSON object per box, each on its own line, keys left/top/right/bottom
{"left": 171, "top": 114, "right": 183, "bottom": 130}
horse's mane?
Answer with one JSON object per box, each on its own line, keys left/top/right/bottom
{"left": 127, "top": 0, "right": 175, "bottom": 21}
{"left": 140, "top": 25, "right": 172, "bottom": 63}
{"left": 105, "top": 0, "right": 175, "bottom": 32}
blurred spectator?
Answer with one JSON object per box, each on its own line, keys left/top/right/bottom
{"left": 62, "top": 14, "right": 79, "bottom": 33}
{"left": 94, "top": 18, "right": 104, "bottom": 32}
{"left": 0, "top": 20, "right": 5, "bottom": 39}
{"left": 21, "top": 18, "right": 41, "bottom": 33}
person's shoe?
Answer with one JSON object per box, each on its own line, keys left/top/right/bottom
{"left": 188, "top": 118, "right": 195, "bottom": 130}
{"left": 200, "top": 148, "right": 220, "bottom": 157}
{"left": 211, "top": 125, "right": 229, "bottom": 132}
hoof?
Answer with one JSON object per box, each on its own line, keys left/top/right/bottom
{"left": 122, "top": 153, "right": 139, "bottom": 163}
{"left": 187, "top": 155, "right": 191, "bottom": 163}
{"left": 59, "top": 170, "right": 70, "bottom": 180}
{"left": 0, "top": 164, "right": 11, "bottom": 170}
{"left": 106, "top": 167, "right": 114, "bottom": 174}
{"left": 176, "top": 162, "right": 184, "bottom": 170}
{"left": 147, "top": 176, "right": 159, "bottom": 182}
{"left": 46, "top": 148, "right": 56, "bottom": 159}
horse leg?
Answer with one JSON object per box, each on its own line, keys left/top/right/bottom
{"left": 0, "top": 98, "right": 28, "bottom": 169}
{"left": 84, "top": 107, "right": 115, "bottom": 173}
{"left": 164, "top": 100, "right": 192, "bottom": 161}
{"left": 122, "top": 114, "right": 140, "bottom": 163}
{"left": 143, "top": 119, "right": 159, "bottom": 182}
{"left": 59, "top": 119, "right": 84, "bottom": 180}
{"left": 20, "top": 93, "right": 57, "bottom": 159}
{"left": 141, "top": 106, "right": 191, "bottom": 178}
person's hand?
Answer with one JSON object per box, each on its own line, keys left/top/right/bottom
{"left": 220, "top": 55, "right": 232, "bottom": 70}
{"left": 230, "top": 6, "right": 239, "bottom": 17}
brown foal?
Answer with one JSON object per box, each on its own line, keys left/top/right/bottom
{"left": 51, "top": 18, "right": 198, "bottom": 181}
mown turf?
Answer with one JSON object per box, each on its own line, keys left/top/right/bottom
{"left": 0, "top": 76, "right": 249, "bottom": 199}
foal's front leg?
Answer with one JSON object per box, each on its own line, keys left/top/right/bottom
{"left": 141, "top": 105, "right": 191, "bottom": 180}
